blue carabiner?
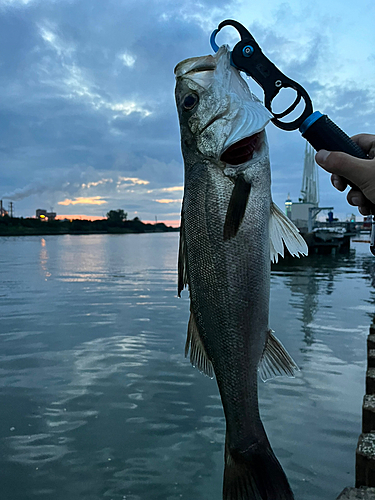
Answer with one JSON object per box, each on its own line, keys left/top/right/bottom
{"left": 210, "top": 29, "right": 220, "bottom": 53}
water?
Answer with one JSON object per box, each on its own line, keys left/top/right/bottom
{"left": 0, "top": 233, "right": 374, "bottom": 500}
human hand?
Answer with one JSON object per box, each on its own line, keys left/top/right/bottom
{"left": 315, "top": 134, "right": 375, "bottom": 215}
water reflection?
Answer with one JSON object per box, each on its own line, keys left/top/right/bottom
{"left": 39, "top": 238, "right": 51, "bottom": 280}
{"left": 272, "top": 248, "right": 375, "bottom": 349}
{"left": 264, "top": 243, "right": 375, "bottom": 498}
{"left": 56, "top": 233, "right": 179, "bottom": 283}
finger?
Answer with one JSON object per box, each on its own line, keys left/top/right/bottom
{"left": 348, "top": 188, "right": 374, "bottom": 215}
{"left": 358, "top": 205, "right": 372, "bottom": 216}
{"left": 351, "top": 134, "right": 375, "bottom": 159}
{"left": 315, "top": 149, "right": 371, "bottom": 187}
{"left": 331, "top": 174, "right": 347, "bottom": 191}
{"left": 347, "top": 189, "right": 368, "bottom": 207}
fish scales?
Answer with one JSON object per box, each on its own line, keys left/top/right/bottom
{"left": 175, "top": 45, "right": 307, "bottom": 500}
{"left": 183, "top": 157, "right": 270, "bottom": 440}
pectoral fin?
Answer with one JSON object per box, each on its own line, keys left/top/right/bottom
{"left": 223, "top": 176, "right": 251, "bottom": 241}
{"left": 185, "top": 310, "right": 214, "bottom": 378}
{"left": 258, "top": 329, "right": 299, "bottom": 382}
{"left": 269, "top": 202, "right": 308, "bottom": 263}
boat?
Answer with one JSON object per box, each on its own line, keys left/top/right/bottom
{"left": 285, "top": 142, "right": 352, "bottom": 254}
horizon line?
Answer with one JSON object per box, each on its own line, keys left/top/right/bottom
{"left": 54, "top": 214, "right": 181, "bottom": 227}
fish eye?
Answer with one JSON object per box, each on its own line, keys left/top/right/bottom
{"left": 182, "top": 93, "right": 199, "bottom": 110}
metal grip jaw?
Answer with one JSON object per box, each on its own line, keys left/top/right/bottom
{"left": 213, "top": 20, "right": 313, "bottom": 131}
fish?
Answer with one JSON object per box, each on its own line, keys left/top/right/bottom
{"left": 174, "top": 45, "right": 308, "bottom": 500}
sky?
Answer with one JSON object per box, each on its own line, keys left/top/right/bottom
{"left": 0, "top": 0, "right": 374, "bottom": 224}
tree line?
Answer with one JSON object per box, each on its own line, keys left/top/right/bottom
{"left": 0, "top": 209, "right": 178, "bottom": 236}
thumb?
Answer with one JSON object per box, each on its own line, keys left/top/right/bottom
{"left": 315, "top": 149, "right": 369, "bottom": 187}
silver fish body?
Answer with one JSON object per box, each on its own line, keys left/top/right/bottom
{"left": 175, "top": 46, "right": 307, "bottom": 500}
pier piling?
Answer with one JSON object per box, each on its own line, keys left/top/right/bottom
{"left": 363, "top": 397, "right": 375, "bottom": 434}
{"left": 336, "top": 323, "right": 375, "bottom": 498}
{"left": 337, "top": 487, "right": 375, "bottom": 499}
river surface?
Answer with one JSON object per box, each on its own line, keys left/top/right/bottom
{"left": 0, "top": 233, "right": 374, "bottom": 500}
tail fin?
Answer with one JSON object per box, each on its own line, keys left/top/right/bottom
{"left": 223, "top": 438, "right": 294, "bottom": 500}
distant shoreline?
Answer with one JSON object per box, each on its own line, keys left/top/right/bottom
{"left": 0, "top": 216, "right": 180, "bottom": 237}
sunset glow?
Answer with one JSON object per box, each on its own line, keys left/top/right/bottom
{"left": 161, "top": 186, "right": 183, "bottom": 192}
{"left": 56, "top": 214, "right": 106, "bottom": 221}
{"left": 154, "top": 199, "right": 181, "bottom": 204}
{"left": 54, "top": 215, "right": 180, "bottom": 226}
{"left": 58, "top": 197, "right": 107, "bottom": 206}
{"left": 143, "top": 219, "right": 180, "bottom": 228}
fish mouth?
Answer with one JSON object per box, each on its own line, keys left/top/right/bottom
{"left": 220, "top": 132, "right": 264, "bottom": 166}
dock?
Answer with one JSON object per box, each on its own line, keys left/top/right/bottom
{"left": 335, "top": 322, "right": 375, "bottom": 499}
{"left": 284, "top": 141, "right": 369, "bottom": 256}
{"left": 302, "top": 225, "right": 352, "bottom": 255}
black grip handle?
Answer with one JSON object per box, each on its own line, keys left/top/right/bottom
{"left": 301, "top": 114, "right": 367, "bottom": 159}
{"left": 302, "top": 114, "right": 375, "bottom": 214}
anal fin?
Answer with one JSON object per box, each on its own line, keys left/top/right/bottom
{"left": 185, "top": 311, "right": 214, "bottom": 378}
{"left": 258, "top": 329, "right": 299, "bottom": 382}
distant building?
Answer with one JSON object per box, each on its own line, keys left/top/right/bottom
{"left": 36, "top": 209, "right": 56, "bottom": 221}
{"left": 285, "top": 143, "right": 332, "bottom": 232}
{"left": 0, "top": 200, "right": 8, "bottom": 216}
{"left": 363, "top": 215, "right": 372, "bottom": 229}
{"left": 285, "top": 194, "right": 292, "bottom": 218}
{"left": 299, "top": 142, "right": 319, "bottom": 205}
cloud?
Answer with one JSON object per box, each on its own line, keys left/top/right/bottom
{"left": 116, "top": 177, "right": 149, "bottom": 186}
{"left": 147, "top": 185, "right": 183, "bottom": 194}
{"left": 118, "top": 52, "right": 136, "bottom": 68}
{"left": 0, "top": 0, "right": 33, "bottom": 6}
{"left": 82, "top": 178, "right": 113, "bottom": 189}
{"left": 1, "top": 170, "right": 81, "bottom": 202}
{"left": 2, "top": 184, "right": 49, "bottom": 201}
{"left": 58, "top": 197, "right": 107, "bottom": 206}
{"left": 109, "top": 101, "right": 152, "bottom": 118}
{"left": 33, "top": 21, "right": 153, "bottom": 123}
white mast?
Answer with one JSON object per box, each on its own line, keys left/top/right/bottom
{"left": 300, "top": 142, "right": 319, "bottom": 205}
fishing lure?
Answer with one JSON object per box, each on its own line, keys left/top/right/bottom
{"left": 210, "top": 19, "right": 375, "bottom": 254}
